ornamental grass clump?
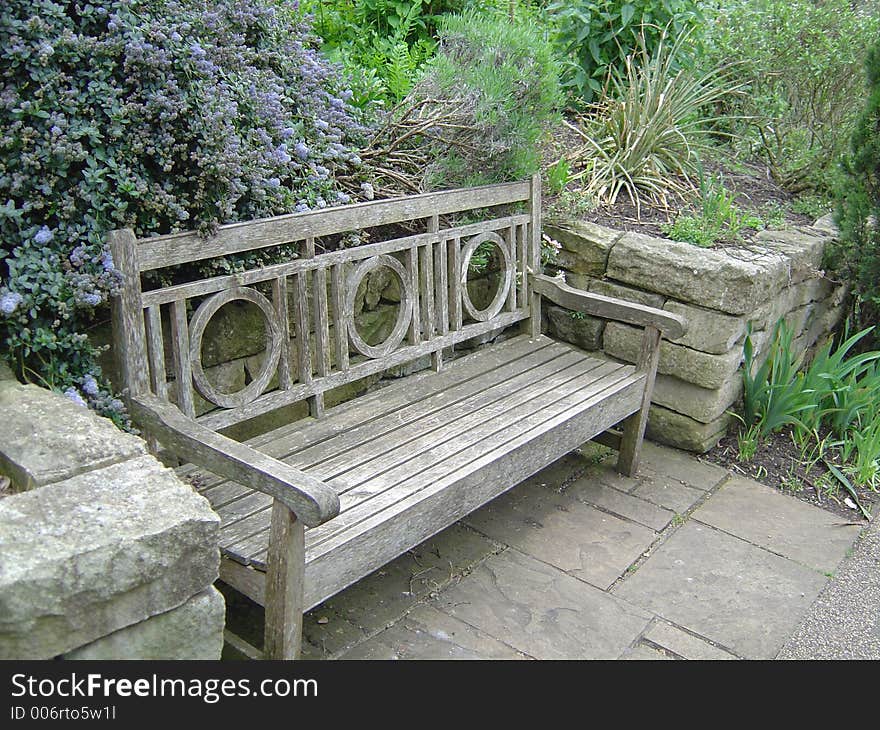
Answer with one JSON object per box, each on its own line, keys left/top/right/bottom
{"left": 564, "top": 26, "right": 742, "bottom": 211}
{"left": 737, "top": 319, "right": 880, "bottom": 507}
{"left": 0, "top": 0, "right": 368, "bottom": 425}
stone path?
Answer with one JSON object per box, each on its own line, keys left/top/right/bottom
{"left": 221, "top": 441, "right": 870, "bottom": 660}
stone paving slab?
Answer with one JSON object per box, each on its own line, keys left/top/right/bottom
{"left": 628, "top": 476, "right": 707, "bottom": 515}
{"left": 638, "top": 442, "right": 729, "bottom": 491}
{"left": 620, "top": 644, "right": 673, "bottom": 660}
{"left": 642, "top": 620, "right": 738, "bottom": 660}
{"left": 465, "top": 480, "right": 657, "bottom": 590}
{"left": 692, "top": 476, "right": 862, "bottom": 574}
{"left": 585, "top": 455, "right": 711, "bottom": 515}
{"left": 433, "top": 549, "right": 653, "bottom": 660}
{"left": 339, "top": 605, "right": 525, "bottom": 660}
{"left": 778, "top": 516, "right": 880, "bottom": 660}
{"left": 301, "top": 523, "right": 504, "bottom": 658}
{"left": 520, "top": 451, "right": 600, "bottom": 489}
{"left": 221, "top": 523, "right": 503, "bottom": 659}
{"left": 565, "top": 476, "right": 675, "bottom": 531}
{"left": 612, "top": 522, "right": 828, "bottom": 658}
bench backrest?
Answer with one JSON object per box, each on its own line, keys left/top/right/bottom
{"left": 110, "top": 176, "right": 542, "bottom": 433}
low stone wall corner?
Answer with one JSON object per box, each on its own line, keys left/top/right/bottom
{"left": 545, "top": 216, "right": 847, "bottom": 452}
{"left": 0, "top": 378, "right": 224, "bottom": 660}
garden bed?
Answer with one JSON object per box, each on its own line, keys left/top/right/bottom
{"left": 588, "top": 161, "right": 814, "bottom": 238}
{"left": 545, "top": 147, "right": 823, "bottom": 245}
{"left": 540, "top": 200, "right": 845, "bottom": 454}
{"left": 704, "top": 426, "right": 879, "bottom": 522}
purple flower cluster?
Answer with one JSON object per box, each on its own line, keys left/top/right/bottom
{"left": 81, "top": 374, "right": 100, "bottom": 397}
{"left": 34, "top": 226, "right": 53, "bottom": 245}
{"left": 63, "top": 387, "right": 88, "bottom": 408}
{"left": 0, "top": 291, "right": 23, "bottom": 315}
{"left": 0, "top": 0, "right": 371, "bottom": 422}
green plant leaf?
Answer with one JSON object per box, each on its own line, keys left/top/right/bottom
{"left": 823, "top": 459, "right": 871, "bottom": 519}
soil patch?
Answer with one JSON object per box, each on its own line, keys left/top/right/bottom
{"left": 704, "top": 426, "right": 878, "bottom": 523}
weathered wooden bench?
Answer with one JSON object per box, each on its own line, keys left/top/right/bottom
{"left": 109, "top": 175, "right": 685, "bottom": 659}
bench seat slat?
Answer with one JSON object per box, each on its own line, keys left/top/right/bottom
{"left": 301, "top": 369, "right": 642, "bottom": 608}
{"left": 304, "top": 356, "right": 612, "bottom": 486}
{"left": 305, "top": 363, "right": 640, "bottom": 560}
{"left": 208, "top": 338, "right": 575, "bottom": 536}
{"left": 189, "top": 334, "right": 553, "bottom": 497}
{"left": 283, "top": 343, "right": 577, "bottom": 472}
{"left": 214, "top": 345, "right": 605, "bottom": 551}
{"left": 282, "top": 361, "right": 633, "bottom": 556}
{"left": 192, "top": 335, "right": 643, "bottom": 610}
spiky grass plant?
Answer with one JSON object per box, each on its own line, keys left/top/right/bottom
{"left": 566, "top": 26, "right": 743, "bottom": 212}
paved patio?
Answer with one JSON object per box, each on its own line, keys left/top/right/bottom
{"left": 221, "top": 441, "right": 873, "bottom": 660}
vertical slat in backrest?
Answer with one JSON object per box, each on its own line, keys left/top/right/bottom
{"left": 110, "top": 176, "right": 541, "bottom": 433}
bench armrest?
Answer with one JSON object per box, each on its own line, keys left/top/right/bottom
{"left": 530, "top": 273, "right": 687, "bottom": 340}
{"left": 130, "top": 394, "right": 340, "bottom": 527}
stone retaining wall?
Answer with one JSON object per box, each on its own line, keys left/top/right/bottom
{"left": 544, "top": 215, "right": 846, "bottom": 452}
{"left": 0, "top": 364, "right": 224, "bottom": 659}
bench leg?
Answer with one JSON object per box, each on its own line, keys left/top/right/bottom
{"left": 617, "top": 325, "right": 661, "bottom": 477}
{"left": 264, "top": 499, "right": 305, "bottom": 660}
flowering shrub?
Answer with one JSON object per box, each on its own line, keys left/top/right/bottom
{"left": 0, "top": 0, "right": 367, "bottom": 425}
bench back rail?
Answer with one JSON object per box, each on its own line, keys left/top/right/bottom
{"left": 110, "top": 177, "right": 541, "bottom": 433}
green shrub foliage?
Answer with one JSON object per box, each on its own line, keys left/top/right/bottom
{"left": 415, "top": 10, "right": 562, "bottom": 188}
{"left": 298, "top": 0, "right": 463, "bottom": 107}
{"left": 300, "top": 0, "right": 541, "bottom": 108}
{"left": 829, "top": 34, "right": 880, "bottom": 340}
{"left": 0, "top": 0, "right": 367, "bottom": 424}
{"left": 548, "top": 0, "right": 704, "bottom": 103}
{"left": 705, "top": 0, "right": 880, "bottom": 193}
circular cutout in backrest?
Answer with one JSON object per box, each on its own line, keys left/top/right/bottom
{"left": 345, "top": 254, "right": 413, "bottom": 359}
{"left": 189, "top": 287, "right": 281, "bottom": 408}
{"left": 460, "top": 232, "right": 513, "bottom": 322}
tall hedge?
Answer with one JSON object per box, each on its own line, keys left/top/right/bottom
{"left": 829, "top": 34, "right": 880, "bottom": 340}
{"left": 0, "top": 0, "right": 367, "bottom": 424}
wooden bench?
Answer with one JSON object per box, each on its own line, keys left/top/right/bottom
{"left": 109, "top": 175, "right": 686, "bottom": 659}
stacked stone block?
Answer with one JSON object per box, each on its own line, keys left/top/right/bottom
{"left": 0, "top": 367, "right": 224, "bottom": 659}
{"left": 544, "top": 216, "right": 846, "bottom": 452}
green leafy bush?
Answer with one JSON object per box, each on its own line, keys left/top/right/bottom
{"left": 299, "top": 0, "right": 456, "bottom": 107}
{"left": 301, "top": 0, "right": 531, "bottom": 107}
{"left": 549, "top": 0, "right": 704, "bottom": 103}
{"left": 0, "top": 0, "right": 367, "bottom": 424}
{"left": 705, "top": 0, "right": 880, "bottom": 193}
{"left": 422, "top": 11, "right": 562, "bottom": 187}
{"left": 828, "top": 34, "right": 880, "bottom": 344}
{"left": 360, "top": 10, "right": 561, "bottom": 192}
